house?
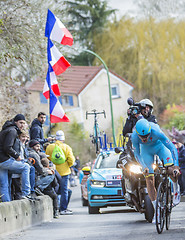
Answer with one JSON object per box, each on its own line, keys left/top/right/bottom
{"left": 26, "top": 65, "right": 134, "bottom": 135}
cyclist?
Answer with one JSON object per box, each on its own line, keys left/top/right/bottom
{"left": 123, "top": 98, "right": 157, "bottom": 137}
{"left": 131, "top": 119, "right": 181, "bottom": 223}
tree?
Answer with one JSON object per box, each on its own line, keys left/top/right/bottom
{"left": 0, "top": 0, "right": 68, "bottom": 83}
{"left": 64, "top": 0, "right": 116, "bottom": 65}
{"left": 0, "top": 0, "right": 68, "bottom": 122}
{"left": 159, "top": 104, "right": 185, "bottom": 130}
{"left": 93, "top": 17, "right": 185, "bottom": 114}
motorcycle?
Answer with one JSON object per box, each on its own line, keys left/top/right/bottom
{"left": 115, "top": 136, "right": 154, "bottom": 223}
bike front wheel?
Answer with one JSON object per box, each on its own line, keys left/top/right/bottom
{"left": 166, "top": 182, "right": 173, "bottom": 230}
{"left": 156, "top": 182, "right": 166, "bottom": 234}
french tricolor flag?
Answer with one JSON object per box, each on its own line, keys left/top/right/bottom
{"left": 43, "top": 64, "right": 60, "bottom": 99}
{"left": 45, "top": 9, "right": 73, "bottom": 46}
{"left": 47, "top": 39, "right": 71, "bottom": 76}
{"left": 50, "top": 89, "right": 70, "bottom": 123}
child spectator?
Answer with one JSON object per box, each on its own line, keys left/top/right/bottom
{"left": 40, "top": 158, "right": 59, "bottom": 218}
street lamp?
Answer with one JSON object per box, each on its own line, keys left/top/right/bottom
{"left": 84, "top": 49, "right": 116, "bottom": 147}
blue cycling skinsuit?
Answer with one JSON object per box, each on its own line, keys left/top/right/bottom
{"left": 131, "top": 123, "right": 179, "bottom": 175}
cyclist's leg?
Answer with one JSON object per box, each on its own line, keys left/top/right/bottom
{"left": 140, "top": 147, "right": 157, "bottom": 222}
{"left": 140, "top": 147, "right": 157, "bottom": 201}
{"left": 145, "top": 175, "right": 157, "bottom": 201}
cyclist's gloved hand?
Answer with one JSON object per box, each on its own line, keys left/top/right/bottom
{"left": 143, "top": 167, "right": 149, "bottom": 176}
{"left": 173, "top": 167, "right": 181, "bottom": 178}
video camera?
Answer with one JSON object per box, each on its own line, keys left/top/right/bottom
{"left": 127, "top": 97, "right": 141, "bottom": 117}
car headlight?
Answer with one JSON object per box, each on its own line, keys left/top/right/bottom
{"left": 129, "top": 164, "right": 142, "bottom": 174}
{"left": 90, "top": 180, "right": 105, "bottom": 187}
{"left": 153, "top": 164, "right": 157, "bottom": 170}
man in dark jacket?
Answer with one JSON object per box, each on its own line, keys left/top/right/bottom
{"left": 123, "top": 98, "right": 157, "bottom": 136}
{"left": 0, "top": 114, "right": 31, "bottom": 202}
{"left": 30, "top": 112, "right": 52, "bottom": 149}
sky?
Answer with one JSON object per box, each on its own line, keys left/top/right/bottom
{"left": 107, "top": 0, "right": 139, "bottom": 18}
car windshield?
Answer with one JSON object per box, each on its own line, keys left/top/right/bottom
{"left": 94, "top": 152, "right": 119, "bottom": 169}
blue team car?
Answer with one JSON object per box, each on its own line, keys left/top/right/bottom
{"left": 87, "top": 150, "right": 126, "bottom": 214}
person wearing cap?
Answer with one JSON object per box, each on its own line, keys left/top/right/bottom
{"left": 30, "top": 112, "right": 53, "bottom": 150}
{"left": 27, "top": 139, "right": 55, "bottom": 196}
{"left": 40, "top": 158, "right": 59, "bottom": 218}
{"left": 0, "top": 114, "right": 31, "bottom": 201}
{"left": 46, "top": 130, "right": 75, "bottom": 215}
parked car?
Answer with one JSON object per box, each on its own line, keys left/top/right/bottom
{"left": 87, "top": 150, "right": 126, "bottom": 214}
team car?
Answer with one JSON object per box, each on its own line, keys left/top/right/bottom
{"left": 87, "top": 150, "right": 126, "bottom": 214}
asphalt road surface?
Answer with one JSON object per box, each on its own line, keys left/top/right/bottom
{"left": 2, "top": 182, "right": 185, "bottom": 240}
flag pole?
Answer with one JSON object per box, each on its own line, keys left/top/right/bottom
{"left": 47, "top": 38, "right": 52, "bottom": 136}
{"left": 48, "top": 86, "right": 52, "bottom": 136}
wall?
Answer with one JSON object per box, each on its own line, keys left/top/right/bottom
{"left": 0, "top": 196, "right": 53, "bottom": 237}
{"left": 27, "top": 70, "right": 133, "bottom": 137}
{"left": 27, "top": 91, "right": 78, "bottom": 124}
{"left": 79, "top": 70, "right": 133, "bottom": 136}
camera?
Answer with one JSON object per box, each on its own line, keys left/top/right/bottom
{"left": 128, "top": 105, "right": 140, "bottom": 116}
{"left": 127, "top": 97, "right": 141, "bottom": 117}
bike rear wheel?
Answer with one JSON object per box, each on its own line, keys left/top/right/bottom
{"left": 166, "top": 182, "right": 173, "bottom": 230}
{"left": 156, "top": 182, "right": 166, "bottom": 234}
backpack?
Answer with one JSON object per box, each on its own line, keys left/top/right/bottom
{"left": 51, "top": 144, "right": 66, "bottom": 165}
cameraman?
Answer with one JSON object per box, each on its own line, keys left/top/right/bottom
{"left": 123, "top": 98, "right": 157, "bottom": 136}
{"left": 139, "top": 99, "right": 157, "bottom": 124}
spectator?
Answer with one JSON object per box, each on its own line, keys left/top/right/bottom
{"left": 0, "top": 114, "right": 31, "bottom": 202}
{"left": 173, "top": 140, "right": 185, "bottom": 195}
{"left": 73, "top": 156, "right": 80, "bottom": 176}
{"left": 69, "top": 167, "right": 77, "bottom": 187}
{"left": 46, "top": 130, "right": 75, "bottom": 215}
{"left": 30, "top": 112, "right": 52, "bottom": 150}
{"left": 27, "top": 139, "right": 54, "bottom": 195}
{"left": 40, "top": 158, "right": 59, "bottom": 218}
{"left": 11, "top": 130, "right": 36, "bottom": 199}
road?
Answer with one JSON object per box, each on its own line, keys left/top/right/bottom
{"left": 2, "top": 182, "right": 185, "bottom": 240}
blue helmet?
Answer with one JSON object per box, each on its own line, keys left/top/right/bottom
{"left": 135, "top": 119, "right": 151, "bottom": 137}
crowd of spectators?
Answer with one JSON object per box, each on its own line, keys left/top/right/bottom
{"left": 0, "top": 112, "right": 76, "bottom": 219}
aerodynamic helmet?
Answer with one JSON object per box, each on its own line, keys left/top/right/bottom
{"left": 135, "top": 119, "right": 151, "bottom": 142}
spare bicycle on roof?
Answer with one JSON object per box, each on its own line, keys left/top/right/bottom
{"left": 86, "top": 109, "right": 106, "bottom": 154}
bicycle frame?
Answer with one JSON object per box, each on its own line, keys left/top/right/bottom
{"left": 155, "top": 166, "right": 173, "bottom": 234}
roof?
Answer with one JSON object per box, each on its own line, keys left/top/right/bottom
{"left": 27, "top": 66, "right": 134, "bottom": 95}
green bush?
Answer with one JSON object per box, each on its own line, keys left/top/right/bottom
{"left": 164, "top": 112, "right": 185, "bottom": 130}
